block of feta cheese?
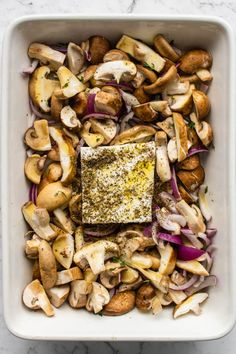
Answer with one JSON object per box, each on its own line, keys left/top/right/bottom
{"left": 80, "top": 142, "right": 155, "bottom": 224}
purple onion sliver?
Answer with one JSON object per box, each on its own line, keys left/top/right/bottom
{"left": 170, "top": 165, "right": 181, "bottom": 200}
{"left": 143, "top": 226, "right": 152, "bottom": 237}
{"left": 22, "top": 59, "right": 39, "bottom": 75}
{"left": 51, "top": 44, "right": 68, "bottom": 53}
{"left": 185, "top": 275, "right": 217, "bottom": 296}
{"left": 157, "top": 232, "right": 183, "bottom": 245}
{"left": 105, "top": 81, "right": 133, "bottom": 92}
{"left": 169, "top": 274, "right": 198, "bottom": 291}
{"left": 109, "top": 288, "right": 116, "bottom": 299}
{"left": 81, "top": 112, "right": 119, "bottom": 122}
{"left": 87, "top": 94, "right": 96, "bottom": 114}
{"left": 187, "top": 146, "right": 208, "bottom": 158}
{"left": 29, "top": 99, "right": 52, "bottom": 120}
{"left": 206, "top": 228, "right": 217, "bottom": 238}
{"left": 177, "top": 245, "right": 205, "bottom": 261}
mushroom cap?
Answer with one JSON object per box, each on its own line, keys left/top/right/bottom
{"left": 177, "top": 155, "right": 200, "bottom": 171}
{"left": 173, "top": 292, "right": 208, "bottom": 318}
{"left": 51, "top": 94, "right": 64, "bottom": 120}
{"left": 24, "top": 119, "right": 51, "bottom": 152}
{"left": 111, "top": 125, "right": 156, "bottom": 145}
{"left": 153, "top": 34, "right": 180, "bottom": 62}
{"left": 144, "top": 65, "right": 177, "bottom": 94}
{"left": 23, "top": 279, "right": 54, "bottom": 316}
{"left": 38, "top": 240, "right": 57, "bottom": 289}
{"left": 157, "top": 117, "right": 175, "bottom": 138}
{"left": 60, "top": 105, "right": 81, "bottom": 129}
{"left": 90, "top": 119, "right": 117, "bottom": 144}
{"left": 179, "top": 49, "right": 212, "bottom": 74}
{"left": 86, "top": 282, "right": 110, "bottom": 313}
{"left": 94, "top": 60, "right": 137, "bottom": 83}
{"left": 132, "top": 102, "right": 157, "bottom": 122}
{"left": 52, "top": 232, "right": 74, "bottom": 269}
{"left": 36, "top": 181, "right": 72, "bottom": 211}
{"left": 46, "top": 285, "right": 70, "bottom": 308}
{"left": 71, "top": 91, "right": 88, "bottom": 117}
{"left": 169, "top": 84, "right": 194, "bottom": 115}
{"left": 55, "top": 66, "right": 86, "bottom": 99}
{"left": 94, "top": 85, "right": 122, "bottom": 115}
{"left": 177, "top": 165, "right": 205, "bottom": 192}
{"left": 68, "top": 280, "right": 92, "bottom": 308}
{"left": 38, "top": 162, "right": 63, "bottom": 193}
{"left": 103, "top": 291, "right": 135, "bottom": 316}
{"left": 159, "top": 243, "right": 177, "bottom": 275}
{"left": 24, "top": 154, "right": 47, "bottom": 184}
{"left": 133, "top": 86, "right": 150, "bottom": 103}
{"left": 29, "top": 66, "right": 59, "bottom": 112}
{"left": 121, "top": 267, "right": 139, "bottom": 284}
{"left": 192, "top": 90, "right": 211, "bottom": 120}
{"left": 135, "top": 283, "right": 156, "bottom": 311}
{"left": 28, "top": 43, "right": 65, "bottom": 70}
{"left": 89, "top": 36, "right": 110, "bottom": 64}
{"left": 103, "top": 49, "right": 129, "bottom": 62}
{"left": 67, "top": 42, "right": 85, "bottom": 75}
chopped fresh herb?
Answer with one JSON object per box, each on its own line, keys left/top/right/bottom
{"left": 54, "top": 191, "right": 67, "bottom": 198}
{"left": 188, "top": 121, "right": 195, "bottom": 129}
{"left": 111, "top": 257, "right": 127, "bottom": 267}
{"left": 143, "top": 280, "right": 150, "bottom": 284}
{"left": 211, "top": 142, "right": 215, "bottom": 150}
{"left": 97, "top": 311, "right": 103, "bottom": 316}
{"left": 78, "top": 76, "right": 84, "bottom": 83}
{"left": 62, "top": 82, "right": 69, "bottom": 88}
{"left": 143, "top": 62, "right": 155, "bottom": 71}
{"left": 205, "top": 186, "right": 208, "bottom": 194}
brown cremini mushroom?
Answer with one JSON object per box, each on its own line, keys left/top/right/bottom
{"left": 144, "top": 65, "right": 177, "bottom": 94}
{"left": 179, "top": 49, "right": 212, "bottom": 74}
{"left": 103, "top": 291, "right": 135, "bottom": 316}
{"left": 94, "top": 60, "right": 137, "bottom": 83}
{"left": 36, "top": 181, "right": 72, "bottom": 211}
{"left": 38, "top": 240, "right": 57, "bottom": 289}
{"left": 24, "top": 154, "right": 47, "bottom": 184}
{"left": 153, "top": 34, "right": 180, "bottom": 62}
{"left": 192, "top": 90, "right": 211, "bottom": 120}
{"left": 135, "top": 283, "right": 156, "bottom": 311}
{"left": 28, "top": 43, "right": 65, "bottom": 70}
{"left": 89, "top": 36, "right": 110, "bottom": 64}
{"left": 71, "top": 92, "right": 88, "bottom": 117}
{"left": 111, "top": 125, "right": 156, "bottom": 145}
{"left": 68, "top": 280, "right": 92, "bottom": 308}
{"left": 103, "top": 49, "right": 129, "bottom": 62}
{"left": 23, "top": 279, "right": 54, "bottom": 316}
{"left": 177, "top": 165, "right": 205, "bottom": 192}
{"left": 94, "top": 86, "right": 122, "bottom": 115}
{"left": 67, "top": 42, "right": 85, "bottom": 75}
{"left": 52, "top": 232, "right": 74, "bottom": 269}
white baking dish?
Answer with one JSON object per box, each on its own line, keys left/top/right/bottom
{"left": 1, "top": 14, "right": 236, "bottom": 341}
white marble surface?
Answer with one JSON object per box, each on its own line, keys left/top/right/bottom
{"left": 1, "top": 0, "right": 236, "bottom": 353}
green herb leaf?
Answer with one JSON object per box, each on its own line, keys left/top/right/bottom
{"left": 62, "top": 82, "right": 69, "bottom": 89}
{"left": 78, "top": 76, "right": 84, "bottom": 83}
{"left": 188, "top": 121, "right": 195, "bottom": 129}
{"left": 97, "top": 311, "right": 103, "bottom": 316}
{"left": 205, "top": 186, "right": 208, "bottom": 194}
{"left": 143, "top": 62, "right": 155, "bottom": 71}
{"left": 143, "top": 280, "right": 150, "bottom": 284}
{"left": 111, "top": 257, "right": 127, "bottom": 267}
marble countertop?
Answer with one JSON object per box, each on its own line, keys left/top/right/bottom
{"left": 1, "top": 0, "right": 236, "bottom": 353}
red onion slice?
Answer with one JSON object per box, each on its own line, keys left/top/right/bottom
{"left": 51, "top": 44, "right": 68, "bottom": 53}
{"left": 177, "top": 245, "right": 205, "bottom": 261}
{"left": 206, "top": 228, "right": 217, "bottom": 238}
{"left": 87, "top": 94, "right": 96, "bottom": 114}
{"left": 187, "top": 146, "right": 208, "bottom": 158}
{"left": 29, "top": 184, "right": 38, "bottom": 204}
{"left": 84, "top": 225, "right": 118, "bottom": 237}
{"left": 169, "top": 274, "right": 198, "bottom": 291}
{"left": 105, "top": 81, "right": 133, "bottom": 92}
{"left": 29, "top": 99, "right": 52, "bottom": 120}
{"left": 157, "top": 232, "right": 183, "bottom": 245}
{"left": 22, "top": 59, "right": 39, "bottom": 75}
{"left": 81, "top": 112, "right": 119, "bottom": 122}
{"left": 170, "top": 165, "right": 181, "bottom": 201}
{"left": 185, "top": 275, "right": 217, "bottom": 296}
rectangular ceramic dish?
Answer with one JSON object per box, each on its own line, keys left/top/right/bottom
{"left": 1, "top": 14, "right": 236, "bottom": 341}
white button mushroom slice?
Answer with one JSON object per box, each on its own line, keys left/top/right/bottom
{"left": 73, "top": 240, "right": 120, "bottom": 275}
{"left": 198, "top": 185, "right": 212, "bottom": 222}
{"left": 151, "top": 295, "right": 163, "bottom": 316}
{"left": 155, "top": 131, "right": 171, "bottom": 183}
{"left": 132, "top": 102, "right": 158, "bottom": 122}
{"left": 149, "top": 101, "right": 172, "bottom": 117}
{"left": 55, "top": 66, "right": 86, "bottom": 99}
{"left": 28, "top": 43, "right": 65, "bottom": 70}
{"left": 157, "top": 117, "right": 175, "bottom": 138}
{"left": 80, "top": 120, "right": 105, "bottom": 148}
{"left": 176, "top": 260, "right": 209, "bottom": 276}
{"left": 173, "top": 292, "right": 209, "bottom": 319}
{"left": 90, "top": 119, "right": 117, "bottom": 144}
{"left": 172, "top": 112, "right": 188, "bottom": 162}
{"left": 156, "top": 208, "right": 182, "bottom": 235}
{"left": 24, "top": 120, "right": 51, "bottom": 151}
{"left": 84, "top": 268, "right": 98, "bottom": 283}
{"left": 23, "top": 279, "right": 54, "bottom": 317}
{"left": 118, "top": 277, "right": 143, "bottom": 292}
{"left": 190, "top": 112, "right": 213, "bottom": 147}
{"left": 24, "top": 154, "right": 47, "bottom": 184}
{"left": 100, "top": 269, "right": 122, "bottom": 289}
{"left": 29, "top": 66, "right": 60, "bottom": 112}
{"left": 46, "top": 285, "right": 70, "bottom": 308}
{"left": 22, "top": 202, "right": 57, "bottom": 241}
{"left": 86, "top": 282, "right": 110, "bottom": 314}
{"left": 176, "top": 199, "right": 206, "bottom": 234}
{"left": 25, "top": 234, "right": 41, "bottom": 259}
{"left": 94, "top": 86, "right": 122, "bottom": 115}
{"left": 116, "top": 35, "right": 165, "bottom": 72}
{"left": 60, "top": 105, "right": 81, "bottom": 129}
{"left": 134, "top": 267, "right": 169, "bottom": 293}
{"left": 49, "top": 127, "right": 76, "bottom": 184}
{"left": 167, "top": 137, "right": 178, "bottom": 163}
{"left": 121, "top": 267, "right": 139, "bottom": 284}
{"left": 75, "top": 226, "right": 85, "bottom": 252}
{"left": 129, "top": 252, "right": 153, "bottom": 269}
{"left": 53, "top": 207, "right": 75, "bottom": 234}
{"left": 196, "top": 69, "right": 213, "bottom": 82}
{"left": 111, "top": 125, "right": 156, "bottom": 145}
{"left": 94, "top": 60, "right": 137, "bottom": 83}
{"left": 36, "top": 181, "right": 72, "bottom": 212}
{"left": 68, "top": 280, "right": 92, "bottom": 308}
{"left": 55, "top": 267, "right": 83, "bottom": 285}
{"left": 52, "top": 232, "right": 74, "bottom": 269}
{"left": 165, "top": 80, "right": 190, "bottom": 95}
{"left": 168, "top": 289, "right": 187, "bottom": 305}
{"left": 132, "top": 69, "right": 146, "bottom": 88}
{"left": 159, "top": 243, "right": 177, "bottom": 275}
{"left": 67, "top": 42, "right": 85, "bottom": 75}
{"left": 169, "top": 84, "right": 194, "bottom": 115}
{"left": 38, "top": 240, "right": 57, "bottom": 289}
{"left": 153, "top": 34, "right": 180, "bottom": 63}
{"left": 156, "top": 291, "right": 173, "bottom": 306}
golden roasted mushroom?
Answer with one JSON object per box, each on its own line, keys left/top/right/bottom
{"left": 132, "top": 102, "right": 158, "bottom": 122}
{"left": 38, "top": 240, "right": 57, "bottom": 289}
{"left": 89, "top": 36, "right": 110, "bottom": 64}
{"left": 54, "top": 66, "right": 86, "bottom": 99}
{"left": 36, "top": 181, "right": 72, "bottom": 211}
{"left": 23, "top": 279, "right": 54, "bottom": 316}
{"left": 103, "top": 49, "right": 129, "bottom": 62}
{"left": 155, "top": 131, "right": 171, "bottom": 183}
{"left": 71, "top": 92, "right": 88, "bottom": 117}
{"left": 179, "top": 49, "right": 212, "bottom": 74}
{"left": 135, "top": 284, "right": 156, "bottom": 311}
{"left": 111, "top": 125, "right": 156, "bottom": 145}
{"left": 173, "top": 112, "right": 188, "bottom": 162}
{"left": 28, "top": 43, "right": 65, "bottom": 70}
{"left": 192, "top": 90, "right": 211, "bottom": 120}
{"left": 24, "top": 154, "right": 47, "bottom": 184}
{"left": 38, "top": 162, "right": 63, "bottom": 193}
{"left": 153, "top": 34, "right": 180, "bottom": 62}
{"left": 52, "top": 232, "right": 74, "bottom": 269}
{"left": 80, "top": 120, "right": 105, "bottom": 148}
{"left": 24, "top": 120, "right": 51, "bottom": 151}
{"left": 177, "top": 165, "right": 205, "bottom": 192}
{"left": 94, "top": 86, "right": 122, "bottom": 115}
{"left": 46, "top": 285, "right": 70, "bottom": 308}
{"left": 103, "top": 291, "right": 135, "bottom": 316}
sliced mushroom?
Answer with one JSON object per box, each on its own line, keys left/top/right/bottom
{"left": 94, "top": 86, "right": 122, "bottom": 115}
{"left": 90, "top": 119, "right": 117, "bottom": 144}
{"left": 176, "top": 199, "right": 206, "bottom": 234}
{"left": 36, "top": 181, "right": 72, "bottom": 211}
{"left": 69, "top": 194, "right": 82, "bottom": 224}
{"left": 22, "top": 202, "right": 56, "bottom": 241}
{"left": 74, "top": 226, "right": 84, "bottom": 252}
{"left": 100, "top": 269, "right": 121, "bottom": 289}
{"left": 111, "top": 125, "right": 156, "bottom": 145}
{"left": 134, "top": 267, "right": 169, "bottom": 293}
{"left": 38, "top": 240, "right": 57, "bottom": 289}
{"left": 133, "top": 86, "right": 151, "bottom": 103}
{"left": 74, "top": 240, "right": 120, "bottom": 275}
{"left": 159, "top": 243, "right": 176, "bottom": 275}
{"left": 153, "top": 34, "right": 180, "bottom": 62}
{"left": 172, "top": 112, "right": 188, "bottom": 162}
{"left": 28, "top": 43, "right": 65, "bottom": 70}
{"left": 103, "top": 291, "right": 135, "bottom": 316}
{"left": 81, "top": 120, "right": 105, "bottom": 147}
{"left": 38, "top": 162, "right": 62, "bottom": 193}
{"left": 121, "top": 267, "right": 139, "bottom": 284}
{"left": 94, "top": 60, "right": 137, "bottom": 83}
{"left": 84, "top": 267, "right": 98, "bottom": 283}
{"left": 78, "top": 65, "right": 97, "bottom": 83}
{"left": 46, "top": 285, "right": 70, "bottom": 308}
{"left": 129, "top": 252, "right": 153, "bottom": 269}
{"left": 144, "top": 65, "right": 177, "bottom": 94}
{"left": 86, "top": 282, "right": 110, "bottom": 313}
{"left": 178, "top": 184, "right": 195, "bottom": 204}
{"left": 169, "top": 84, "right": 194, "bottom": 115}
{"left": 89, "top": 36, "right": 110, "bottom": 64}
{"left": 190, "top": 112, "right": 213, "bottom": 147}
{"left": 25, "top": 234, "right": 41, "bottom": 259}
{"left": 53, "top": 208, "right": 75, "bottom": 234}
{"left": 54, "top": 66, "right": 86, "bottom": 99}
{"left": 156, "top": 207, "right": 185, "bottom": 235}
{"left": 49, "top": 127, "right": 76, "bottom": 184}
{"left": 52, "top": 232, "right": 74, "bottom": 269}
{"left": 48, "top": 145, "right": 60, "bottom": 161}
{"left": 177, "top": 155, "right": 200, "bottom": 171}
{"left": 157, "top": 117, "right": 175, "bottom": 138}
{"left": 167, "top": 137, "right": 178, "bottom": 163}
{"left": 103, "top": 48, "right": 129, "bottom": 62}
{"left": 63, "top": 128, "right": 80, "bottom": 148}
{"left": 198, "top": 185, "right": 212, "bottom": 221}
{"left": 177, "top": 165, "right": 205, "bottom": 192}
{"left": 68, "top": 280, "right": 92, "bottom": 308}
{"left": 67, "top": 42, "right": 85, "bottom": 75}
{"left": 149, "top": 101, "right": 172, "bottom": 117}
{"left": 24, "top": 120, "right": 51, "bottom": 151}
{"left": 23, "top": 279, "right": 54, "bottom": 316}
{"left": 24, "top": 154, "right": 47, "bottom": 184}
{"left": 173, "top": 292, "right": 208, "bottom": 318}
{"left": 135, "top": 283, "right": 156, "bottom": 311}
{"left": 132, "top": 102, "right": 158, "bottom": 122}
{"left": 51, "top": 94, "right": 64, "bottom": 120}
{"left": 168, "top": 289, "right": 187, "bottom": 305}
{"left": 155, "top": 131, "right": 171, "bottom": 182}
{"left": 192, "top": 90, "right": 210, "bottom": 120}
{"left": 151, "top": 295, "right": 163, "bottom": 316}
{"left": 55, "top": 266, "right": 83, "bottom": 285}
{"left": 196, "top": 69, "right": 213, "bottom": 82}
{"left": 165, "top": 80, "right": 190, "bottom": 95}
{"left": 116, "top": 35, "right": 165, "bottom": 72}
{"left": 118, "top": 277, "right": 143, "bottom": 292}
{"left": 71, "top": 91, "right": 88, "bottom": 117}
{"left": 29, "top": 66, "right": 59, "bottom": 112}
{"left": 180, "top": 74, "right": 199, "bottom": 83}
{"left": 60, "top": 105, "right": 81, "bottom": 130}
{"left": 179, "top": 50, "right": 212, "bottom": 74}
